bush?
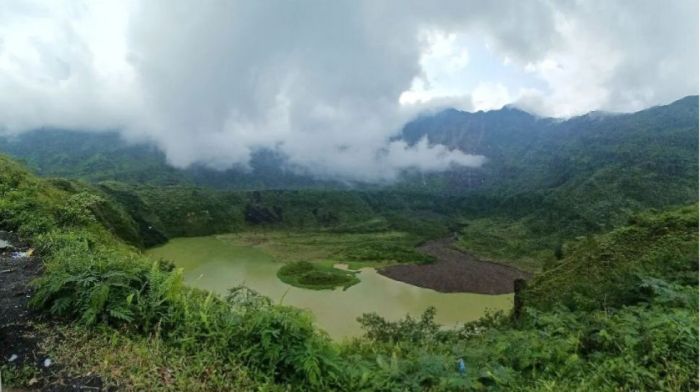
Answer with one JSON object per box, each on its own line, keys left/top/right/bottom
{"left": 56, "top": 192, "right": 104, "bottom": 227}
{"left": 2, "top": 154, "right": 697, "bottom": 391}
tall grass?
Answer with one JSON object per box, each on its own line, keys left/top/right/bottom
{"left": 2, "top": 155, "right": 698, "bottom": 391}
{"left": 30, "top": 229, "right": 344, "bottom": 390}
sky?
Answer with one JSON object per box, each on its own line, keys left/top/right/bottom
{"left": 0, "top": 0, "right": 697, "bottom": 181}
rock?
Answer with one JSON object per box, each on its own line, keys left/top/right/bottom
{"left": 0, "top": 239, "right": 13, "bottom": 251}
{"left": 10, "top": 250, "right": 30, "bottom": 260}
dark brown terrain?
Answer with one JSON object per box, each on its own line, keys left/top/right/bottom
{"left": 379, "top": 238, "right": 531, "bottom": 294}
{"left": 0, "top": 232, "right": 108, "bottom": 392}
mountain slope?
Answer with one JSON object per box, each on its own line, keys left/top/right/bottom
{"left": 1, "top": 154, "right": 696, "bottom": 391}
{"left": 0, "top": 97, "right": 696, "bottom": 267}
{"left": 0, "top": 130, "right": 341, "bottom": 189}
{"left": 401, "top": 95, "right": 698, "bottom": 194}
{"left": 0, "top": 96, "right": 696, "bottom": 199}
{"left": 399, "top": 96, "right": 699, "bottom": 266}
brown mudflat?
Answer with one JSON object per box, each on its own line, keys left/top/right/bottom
{"left": 379, "top": 238, "right": 531, "bottom": 294}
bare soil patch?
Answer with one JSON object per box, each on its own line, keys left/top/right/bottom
{"left": 378, "top": 238, "right": 531, "bottom": 294}
{"left": 0, "top": 232, "right": 110, "bottom": 391}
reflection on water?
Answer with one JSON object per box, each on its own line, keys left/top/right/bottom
{"left": 147, "top": 235, "right": 513, "bottom": 339}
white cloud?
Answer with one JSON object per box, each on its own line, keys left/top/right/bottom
{"left": 471, "top": 82, "right": 512, "bottom": 111}
{"left": 0, "top": 0, "right": 696, "bottom": 181}
{"left": 398, "top": 1, "right": 698, "bottom": 117}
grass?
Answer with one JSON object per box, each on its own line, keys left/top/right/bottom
{"left": 455, "top": 217, "right": 557, "bottom": 272}
{"left": 277, "top": 261, "right": 359, "bottom": 290}
{"left": 220, "top": 230, "right": 433, "bottom": 269}
{"left": 36, "top": 323, "right": 263, "bottom": 391}
{"left": 1, "top": 154, "right": 698, "bottom": 391}
{"left": 0, "top": 363, "right": 41, "bottom": 388}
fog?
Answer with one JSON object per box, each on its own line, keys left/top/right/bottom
{"left": 0, "top": 0, "right": 696, "bottom": 181}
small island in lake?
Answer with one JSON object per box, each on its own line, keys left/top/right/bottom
{"left": 277, "top": 261, "right": 360, "bottom": 290}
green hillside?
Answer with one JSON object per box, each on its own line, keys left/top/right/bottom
{"left": 1, "top": 97, "right": 696, "bottom": 270}
{"left": 0, "top": 152, "right": 697, "bottom": 390}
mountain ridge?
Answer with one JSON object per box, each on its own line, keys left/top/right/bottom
{"left": 0, "top": 95, "right": 696, "bottom": 194}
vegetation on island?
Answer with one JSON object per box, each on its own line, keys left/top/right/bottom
{"left": 0, "top": 150, "right": 697, "bottom": 391}
{"left": 0, "top": 96, "right": 697, "bottom": 391}
{"left": 2, "top": 96, "right": 696, "bottom": 272}
{"left": 277, "top": 261, "right": 360, "bottom": 290}
{"left": 222, "top": 230, "right": 433, "bottom": 269}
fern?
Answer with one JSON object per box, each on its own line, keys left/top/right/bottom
{"left": 49, "top": 296, "right": 73, "bottom": 315}
{"left": 109, "top": 307, "right": 134, "bottom": 322}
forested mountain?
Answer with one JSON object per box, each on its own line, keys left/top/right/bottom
{"left": 1, "top": 152, "right": 697, "bottom": 391}
{"left": 1, "top": 96, "right": 697, "bottom": 196}
{"left": 398, "top": 96, "right": 699, "bottom": 265}
{"left": 0, "top": 97, "right": 697, "bottom": 388}
{"left": 1, "top": 96, "right": 696, "bottom": 269}
{"left": 0, "top": 130, "right": 341, "bottom": 189}
{"left": 401, "top": 95, "right": 698, "bottom": 193}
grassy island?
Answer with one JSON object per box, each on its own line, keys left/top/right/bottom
{"left": 277, "top": 261, "right": 360, "bottom": 290}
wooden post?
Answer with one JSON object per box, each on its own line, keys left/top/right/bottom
{"left": 513, "top": 278, "right": 527, "bottom": 321}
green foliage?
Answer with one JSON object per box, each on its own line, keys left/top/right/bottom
{"left": 225, "top": 230, "right": 433, "bottom": 267}
{"left": 553, "top": 242, "right": 563, "bottom": 260}
{"left": 0, "top": 155, "right": 60, "bottom": 237}
{"left": 99, "top": 182, "right": 247, "bottom": 239}
{"left": 277, "top": 261, "right": 360, "bottom": 290}
{"left": 0, "top": 154, "right": 697, "bottom": 391}
{"left": 456, "top": 216, "right": 555, "bottom": 271}
{"left": 27, "top": 230, "right": 343, "bottom": 389}
{"left": 347, "top": 282, "right": 697, "bottom": 391}
{"left": 401, "top": 97, "right": 699, "bottom": 266}
{"left": 38, "top": 324, "right": 263, "bottom": 391}
{"left": 225, "top": 286, "right": 272, "bottom": 310}
{"left": 357, "top": 307, "right": 443, "bottom": 344}
{"left": 47, "top": 178, "right": 146, "bottom": 247}
{"left": 55, "top": 192, "right": 103, "bottom": 226}
{"left": 342, "top": 205, "right": 699, "bottom": 391}
{"left": 525, "top": 204, "right": 698, "bottom": 311}
{"left": 0, "top": 363, "right": 41, "bottom": 388}
{"left": 30, "top": 230, "right": 176, "bottom": 327}
{"left": 0, "top": 158, "right": 341, "bottom": 390}
{"left": 98, "top": 183, "right": 419, "bottom": 248}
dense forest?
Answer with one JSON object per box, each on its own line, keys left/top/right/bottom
{"left": 2, "top": 96, "right": 696, "bottom": 268}
{"left": 0, "top": 96, "right": 697, "bottom": 390}
{"left": 0, "top": 152, "right": 697, "bottom": 390}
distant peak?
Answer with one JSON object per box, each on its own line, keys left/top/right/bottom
{"left": 672, "top": 95, "right": 699, "bottom": 106}
{"left": 433, "top": 104, "right": 536, "bottom": 118}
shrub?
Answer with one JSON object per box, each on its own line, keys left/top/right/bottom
{"left": 56, "top": 192, "right": 104, "bottom": 227}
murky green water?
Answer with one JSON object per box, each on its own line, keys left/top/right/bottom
{"left": 147, "top": 235, "right": 513, "bottom": 339}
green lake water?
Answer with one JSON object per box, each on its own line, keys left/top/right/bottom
{"left": 147, "top": 235, "right": 513, "bottom": 339}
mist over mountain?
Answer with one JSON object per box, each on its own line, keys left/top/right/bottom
{"left": 1, "top": 1, "right": 697, "bottom": 182}
{"left": 0, "top": 2, "right": 698, "bottom": 389}
{"left": 1, "top": 96, "right": 696, "bottom": 200}
{"left": 401, "top": 95, "right": 699, "bottom": 191}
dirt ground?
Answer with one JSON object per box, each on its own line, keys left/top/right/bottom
{"left": 0, "top": 231, "right": 108, "bottom": 392}
{"left": 378, "top": 238, "right": 531, "bottom": 294}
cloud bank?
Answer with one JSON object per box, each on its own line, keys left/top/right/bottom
{"left": 0, "top": 0, "right": 696, "bottom": 181}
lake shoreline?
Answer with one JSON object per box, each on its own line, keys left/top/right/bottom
{"left": 378, "top": 238, "right": 531, "bottom": 294}
{"left": 147, "top": 235, "right": 513, "bottom": 338}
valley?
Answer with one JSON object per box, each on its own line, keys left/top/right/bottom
{"left": 0, "top": 3, "right": 697, "bottom": 390}
{"left": 147, "top": 235, "right": 513, "bottom": 338}
{"left": 0, "top": 96, "right": 697, "bottom": 391}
